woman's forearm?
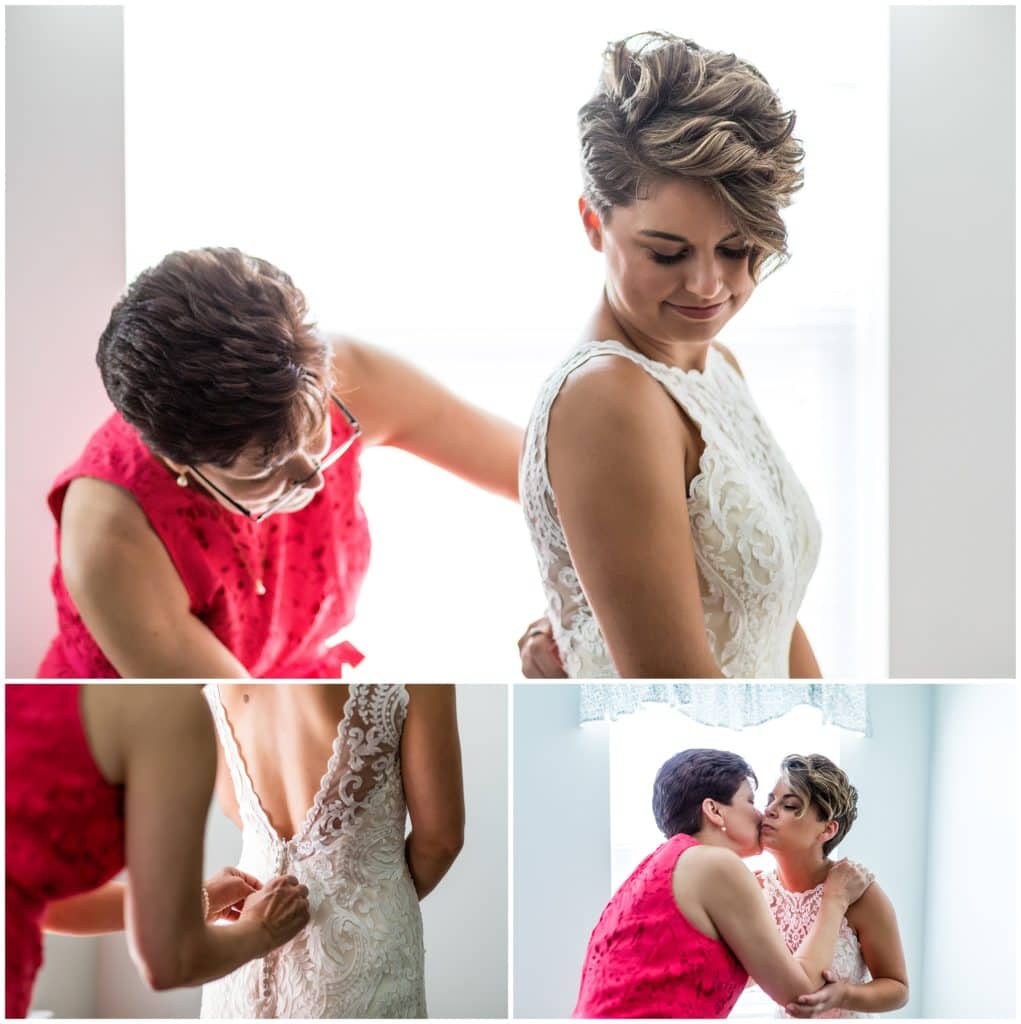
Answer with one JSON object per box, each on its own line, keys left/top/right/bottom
{"left": 43, "top": 882, "right": 126, "bottom": 935}
{"left": 792, "top": 895, "right": 848, "bottom": 986}
{"left": 145, "top": 920, "right": 268, "bottom": 991}
{"left": 842, "top": 978, "right": 909, "bottom": 1013}
{"left": 406, "top": 831, "right": 463, "bottom": 900}
{"left": 789, "top": 621, "right": 822, "bottom": 678}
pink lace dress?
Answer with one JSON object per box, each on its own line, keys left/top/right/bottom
{"left": 574, "top": 833, "right": 747, "bottom": 1018}
{"left": 38, "top": 400, "right": 369, "bottom": 678}
{"left": 5, "top": 684, "right": 126, "bottom": 1018}
{"left": 761, "top": 870, "right": 874, "bottom": 1019}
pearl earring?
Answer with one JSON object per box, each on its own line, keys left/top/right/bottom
{"left": 721, "top": 825, "right": 727, "bottom": 833}
{"left": 177, "top": 472, "right": 188, "bottom": 487}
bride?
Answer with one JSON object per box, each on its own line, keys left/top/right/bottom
{"left": 759, "top": 755, "right": 908, "bottom": 1018}
{"left": 200, "top": 683, "right": 463, "bottom": 1018}
{"left": 521, "top": 32, "right": 821, "bottom": 678}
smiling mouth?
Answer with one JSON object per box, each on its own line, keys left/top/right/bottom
{"left": 664, "top": 299, "right": 728, "bottom": 320}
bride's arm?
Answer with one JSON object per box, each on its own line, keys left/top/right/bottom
{"left": 786, "top": 882, "right": 908, "bottom": 1016}
{"left": 545, "top": 354, "right": 725, "bottom": 678}
{"left": 401, "top": 685, "right": 465, "bottom": 899}
{"left": 789, "top": 622, "right": 822, "bottom": 678}
{"left": 329, "top": 336, "right": 522, "bottom": 500}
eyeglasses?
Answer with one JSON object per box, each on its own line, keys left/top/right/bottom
{"left": 187, "top": 394, "right": 361, "bottom": 522}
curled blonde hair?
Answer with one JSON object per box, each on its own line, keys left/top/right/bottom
{"left": 780, "top": 754, "right": 858, "bottom": 856}
{"left": 578, "top": 31, "right": 804, "bottom": 280}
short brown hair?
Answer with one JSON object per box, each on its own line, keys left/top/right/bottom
{"left": 578, "top": 31, "right": 804, "bottom": 280}
{"left": 653, "top": 748, "right": 757, "bottom": 838}
{"left": 97, "top": 247, "right": 331, "bottom": 468}
{"left": 780, "top": 754, "right": 858, "bottom": 856}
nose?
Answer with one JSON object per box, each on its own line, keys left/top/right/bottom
{"left": 681, "top": 254, "right": 723, "bottom": 301}
{"left": 288, "top": 454, "right": 325, "bottom": 493}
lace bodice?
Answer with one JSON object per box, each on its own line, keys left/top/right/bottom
{"left": 201, "top": 685, "right": 425, "bottom": 1019}
{"left": 762, "top": 870, "right": 873, "bottom": 1019}
{"left": 521, "top": 340, "right": 821, "bottom": 677}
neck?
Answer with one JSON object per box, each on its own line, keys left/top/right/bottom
{"left": 591, "top": 290, "right": 712, "bottom": 372}
{"left": 772, "top": 849, "right": 832, "bottom": 892}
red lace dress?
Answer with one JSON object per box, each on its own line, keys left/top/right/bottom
{"left": 38, "top": 400, "right": 369, "bottom": 678}
{"left": 574, "top": 833, "right": 748, "bottom": 1018}
{"left": 5, "top": 684, "right": 126, "bottom": 1018}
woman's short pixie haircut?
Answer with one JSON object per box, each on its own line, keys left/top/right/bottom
{"left": 578, "top": 31, "right": 804, "bottom": 280}
{"left": 780, "top": 754, "right": 858, "bottom": 856}
{"left": 97, "top": 247, "right": 331, "bottom": 468}
{"left": 653, "top": 748, "right": 757, "bottom": 838}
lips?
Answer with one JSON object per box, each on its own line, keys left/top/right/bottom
{"left": 664, "top": 299, "right": 728, "bottom": 321}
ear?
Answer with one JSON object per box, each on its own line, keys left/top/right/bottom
{"left": 578, "top": 196, "right": 604, "bottom": 253}
{"left": 701, "top": 797, "right": 725, "bottom": 830}
{"left": 819, "top": 820, "right": 839, "bottom": 846}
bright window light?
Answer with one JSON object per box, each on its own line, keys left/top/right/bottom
{"left": 124, "top": 6, "right": 886, "bottom": 679}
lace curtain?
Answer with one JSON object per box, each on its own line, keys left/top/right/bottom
{"left": 579, "top": 684, "right": 870, "bottom": 735}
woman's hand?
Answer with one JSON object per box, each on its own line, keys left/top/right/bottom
{"left": 822, "top": 859, "right": 874, "bottom": 910}
{"left": 786, "top": 970, "right": 846, "bottom": 1017}
{"left": 518, "top": 617, "right": 566, "bottom": 678}
{"left": 204, "top": 867, "right": 262, "bottom": 922}
{"left": 237, "top": 875, "right": 310, "bottom": 953}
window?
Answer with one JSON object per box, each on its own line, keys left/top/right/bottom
{"left": 609, "top": 702, "right": 843, "bottom": 1017}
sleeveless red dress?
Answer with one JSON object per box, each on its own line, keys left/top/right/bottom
{"left": 38, "top": 400, "right": 369, "bottom": 677}
{"left": 573, "top": 833, "right": 748, "bottom": 1018}
{"left": 6, "top": 684, "right": 126, "bottom": 1018}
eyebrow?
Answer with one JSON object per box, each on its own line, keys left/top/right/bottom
{"left": 639, "top": 230, "right": 743, "bottom": 244}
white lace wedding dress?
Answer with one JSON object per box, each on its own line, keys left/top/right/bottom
{"left": 200, "top": 684, "right": 426, "bottom": 1019}
{"left": 521, "top": 340, "right": 822, "bottom": 677}
{"left": 761, "top": 870, "right": 874, "bottom": 1019}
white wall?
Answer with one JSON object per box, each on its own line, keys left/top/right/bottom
{"left": 5, "top": 6, "right": 124, "bottom": 677}
{"left": 839, "top": 685, "right": 934, "bottom": 1019}
{"left": 31, "top": 684, "right": 507, "bottom": 1018}
{"left": 921, "top": 684, "right": 1016, "bottom": 1018}
{"left": 513, "top": 683, "right": 611, "bottom": 1018}
{"left": 888, "top": 6, "right": 1015, "bottom": 677}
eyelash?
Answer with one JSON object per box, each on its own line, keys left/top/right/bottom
{"left": 651, "top": 247, "right": 750, "bottom": 265}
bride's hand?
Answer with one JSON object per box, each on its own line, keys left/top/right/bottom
{"left": 204, "top": 867, "right": 263, "bottom": 921}
{"left": 785, "top": 970, "right": 847, "bottom": 1017}
{"left": 822, "top": 859, "right": 873, "bottom": 909}
{"left": 518, "top": 617, "right": 566, "bottom": 678}
{"left": 238, "top": 874, "right": 310, "bottom": 952}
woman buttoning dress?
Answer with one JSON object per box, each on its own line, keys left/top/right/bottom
{"left": 38, "top": 247, "right": 520, "bottom": 678}
{"left": 520, "top": 33, "right": 822, "bottom": 679}
{"left": 759, "top": 756, "right": 908, "bottom": 1018}
{"left": 6, "top": 684, "right": 309, "bottom": 1018}
{"left": 200, "top": 683, "right": 463, "bottom": 1018}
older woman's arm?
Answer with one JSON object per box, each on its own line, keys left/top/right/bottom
{"left": 401, "top": 685, "right": 465, "bottom": 899}
{"left": 330, "top": 337, "right": 522, "bottom": 500}
{"left": 786, "top": 882, "right": 909, "bottom": 1017}
{"left": 60, "top": 479, "right": 253, "bottom": 678}
{"left": 545, "top": 353, "right": 725, "bottom": 678}
{"left": 101, "top": 686, "right": 309, "bottom": 990}
{"left": 688, "top": 849, "right": 867, "bottom": 1006}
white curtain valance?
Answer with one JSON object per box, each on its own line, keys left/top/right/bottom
{"left": 579, "top": 683, "right": 870, "bottom": 735}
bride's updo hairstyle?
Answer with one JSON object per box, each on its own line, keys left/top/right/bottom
{"left": 653, "top": 748, "right": 757, "bottom": 838}
{"left": 780, "top": 754, "right": 859, "bottom": 856}
{"left": 578, "top": 31, "right": 804, "bottom": 281}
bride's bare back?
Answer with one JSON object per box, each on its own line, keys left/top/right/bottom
{"left": 214, "top": 683, "right": 350, "bottom": 840}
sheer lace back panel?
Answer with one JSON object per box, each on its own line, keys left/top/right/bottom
{"left": 201, "top": 684, "right": 425, "bottom": 1019}
{"left": 521, "top": 340, "right": 822, "bottom": 678}
{"left": 762, "top": 871, "right": 873, "bottom": 1019}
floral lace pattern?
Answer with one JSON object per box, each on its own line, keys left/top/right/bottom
{"left": 761, "top": 871, "right": 874, "bottom": 1019}
{"left": 521, "top": 340, "right": 822, "bottom": 677}
{"left": 201, "top": 685, "right": 425, "bottom": 1019}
